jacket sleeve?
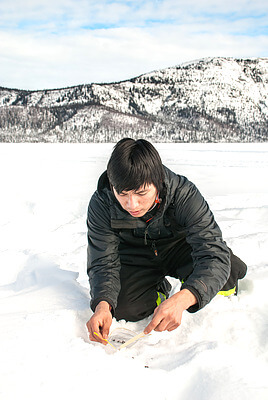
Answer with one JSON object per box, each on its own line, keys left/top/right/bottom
{"left": 174, "top": 177, "right": 231, "bottom": 312}
{"left": 87, "top": 191, "right": 121, "bottom": 313}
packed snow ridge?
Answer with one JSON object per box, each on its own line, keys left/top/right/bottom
{"left": 0, "top": 57, "right": 267, "bottom": 142}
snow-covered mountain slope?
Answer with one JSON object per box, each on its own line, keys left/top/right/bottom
{"left": 0, "top": 57, "right": 267, "bottom": 142}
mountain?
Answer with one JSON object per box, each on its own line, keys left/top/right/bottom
{"left": 0, "top": 57, "right": 267, "bottom": 142}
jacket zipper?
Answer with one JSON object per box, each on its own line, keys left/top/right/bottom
{"left": 152, "top": 241, "right": 158, "bottom": 256}
{"left": 144, "top": 227, "right": 148, "bottom": 245}
{"left": 144, "top": 208, "right": 163, "bottom": 253}
{"left": 144, "top": 228, "right": 158, "bottom": 256}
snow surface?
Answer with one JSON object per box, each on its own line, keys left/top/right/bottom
{"left": 0, "top": 143, "right": 267, "bottom": 400}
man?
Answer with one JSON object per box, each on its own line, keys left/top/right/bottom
{"left": 86, "top": 138, "right": 247, "bottom": 345}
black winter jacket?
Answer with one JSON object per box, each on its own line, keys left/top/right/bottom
{"left": 87, "top": 166, "right": 231, "bottom": 314}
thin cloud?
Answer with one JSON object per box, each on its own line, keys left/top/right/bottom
{"left": 1, "top": 0, "right": 267, "bottom": 30}
{"left": 0, "top": 0, "right": 267, "bottom": 89}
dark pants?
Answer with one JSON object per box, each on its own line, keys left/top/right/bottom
{"left": 114, "top": 243, "right": 247, "bottom": 322}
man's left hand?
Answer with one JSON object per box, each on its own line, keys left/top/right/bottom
{"left": 144, "top": 289, "right": 197, "bottom": 334}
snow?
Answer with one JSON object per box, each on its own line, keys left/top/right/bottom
{"left": 0, "top": 142, "right": 267, "bottom": 400}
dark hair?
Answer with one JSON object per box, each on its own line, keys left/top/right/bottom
{"left": 107, "top": 138, "right": 165, "bottom": 193}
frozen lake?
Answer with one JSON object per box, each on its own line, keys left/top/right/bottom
{"left": 0, "top": 143, "right": 267, "bottom": 399}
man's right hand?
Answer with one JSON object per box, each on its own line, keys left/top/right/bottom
{"left": 86, "top": 301, "right": 112, "bottom": 345}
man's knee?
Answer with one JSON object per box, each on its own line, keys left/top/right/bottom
{"left": 219, "top": 249, "right": 247, "bottom": 295}
{"left": 114, "top": 294, "right": 156, "bottom": 322}
{"left": 114, "top": 279, "right": 171, "bottom": 322}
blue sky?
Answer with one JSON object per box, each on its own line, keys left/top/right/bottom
{"left": 0, "top": 0, "right": 267, "bottom": 90}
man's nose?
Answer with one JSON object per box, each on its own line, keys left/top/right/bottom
{"left": 127, "top": 195, "right": 138, "bottom": 209}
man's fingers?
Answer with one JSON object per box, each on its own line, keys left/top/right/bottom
{"left": 166, "top": 322, "right": 180, "bottom": 332}
{"left": 87, "top": 320, "right": 106, "bottom": 344}
{"left": 101, "top": 325, "right": 110, "bottom": 340}
{"left": 145, "top": 318, "right": 179, "bottom": 334}
{"left": 144, "top": 308, "right": 181, "bottom": 334}
{"left": 153, "top": 319, "right": 170, "bottom": 332}
{"left": 91, "top": 328, "right": 109, "bottom": 345}
{"left": 87, "top": 326, "right": 98, "bottom": 343}
{"left": 93, "top": 331, "right": 108, "bottom": 344}
{"left": 90, "top": 332, "right": 100, "bottom": 342}
{"left": 144, "top": 314, "right": 163, "bottom": 334}
{"left": 144, "top": 321, "right": 156, "bottom": 334}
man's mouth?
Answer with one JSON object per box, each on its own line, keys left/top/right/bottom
{"left": 129, "top": 210, "right": 141, "bottom": 216}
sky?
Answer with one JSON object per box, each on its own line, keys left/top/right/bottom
{"left": 0, "top": 0, "right": 267, "bottom": 90}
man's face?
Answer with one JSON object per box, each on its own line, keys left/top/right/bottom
{"left": 113, "top": 184, "right": 158, "bottom": 218}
